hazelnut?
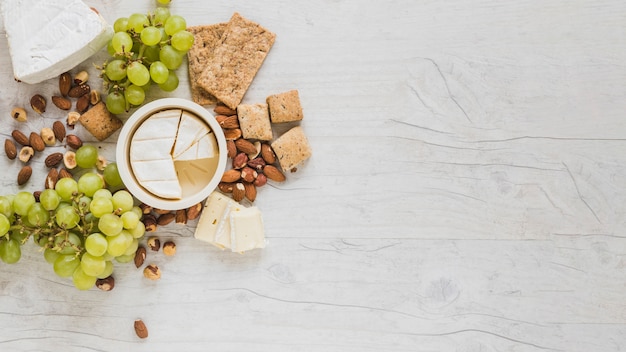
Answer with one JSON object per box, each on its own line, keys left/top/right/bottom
{"left": 67, "top": 111, "right": 81, "bottom": 126}
{"left": 96, "top": 276, "right": 115, "bottom": 291}
{"left": 30, "top": 94, "right": 46, "bottom": 114}
{"left": 163, "top": 241, "right": 176, "bottom": 256}
{"left": 89, "top": 90, "right": 101, "bottom": 105}
{"left": 11, "top": 107, "right": 27, "bottom": 122}
{"left": 143, "top": 264, "right": 161, "bottom": 280}
{"left": 18, "top": 146, "right": 34, "bottom": 163}
{"left": 63, "top": 151, "right": 77, "bottom": 169}
{"left": 96, "top": 155, "right": 107, "bottom": 171}
{"left": 134, "top": 246, "right": 146, "bottom": 268}
{"left": 74, "top": 70, "right": 89, "bottom": 85}
{"left": 147, "top": 236, "right": 160, "bottom": 251}
{"left": 40, "top": 128, "right": 56, "bottom": 146}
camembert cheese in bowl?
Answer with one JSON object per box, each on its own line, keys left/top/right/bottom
{"left": 116, "top": 98, "right": 227, "bottom": 210}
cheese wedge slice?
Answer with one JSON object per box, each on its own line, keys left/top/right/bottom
{"left": 0, "top": 0, "right": 114, "bottom": 84}
{"left": 230, "top": 206, "right": 266, "bottom": 253}
{"left": 194, "top": 192, "right": 237, "bottom": 248}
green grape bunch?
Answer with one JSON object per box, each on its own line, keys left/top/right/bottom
{"left": 101, "top": 4, "right": 193, "bottom": 114}
{"left": 0, "top": 145, "right": 147, "bottom": 291}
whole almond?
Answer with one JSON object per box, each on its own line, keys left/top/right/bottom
{"left": 52, "top": 96, "right": 71, "bottom": 110}
{"left": 214, "top": 105, "right": 237, "bottom": 116}
{"left": 5, "top": 139, "right": 17, "bottom": 160}
{"left": 30, "top": 94, "right": 46, "bottom": 114}
{"left": 17, "top": 166, "right": 32, "bottom": 185}
{"left": 45, "top": 168, "right": 59, "bottom": 189}
{"left": 29, "top": 132, "right": 45, "bottom": 152}
{"left": 186, "top": 203, "right": 202, "bottom": 220}
{"left": 157, "top": 212, "right": 176, "bottom": 226}
{"left": 175, "top": 209, "right": 187, "bottom": 224}
{"left": 52, "top": 121, "right": 66, "bottom": 141}
{"left": 226, "top": 140, "right": 237, "bottom": 158}
{"left": 68, "top": 84, "right": 90, "bottom": 98}
{"left": 221, "top": 169, "right": 241, "bottom": 183}
{"left": 261, "top": 143, "right": 276, "bottom": 164}
{"left": 243, "top": 182, "right": 257, "bottom": 202}
{"left": 240, "top": 166, "right": 257, "bottom": 183}
{"left": 45, "top": 152, "right": 64, "bottom": 168}
{"left": 76, "top": 94, "right": 90, "bottom": 114}
{"left": 232, "top": 152, "right": 248, "bottom": 169}
{"left": 216, "top": 115, "right": 239, "bottom": 129}
{"left": 232, "top": 182, "right": 245, "bottom": 202}
{"left": 59, "top": 168, "right": 73, "bottom": 179}
{"left": 134, "top": 246, "right": 146, "bottom": 268}
{"left": 263, "top": 165, "right": 286, "bottom": 182}
{"left": 66, "top": 134, "right": 82, "bottom": 149}
{"left": 224, "top": 128, "right": 242, "bottom": 140}
{"left": 218, "top": 182, "right": 234, "bottom": 193}
{"left": 59, "top": 72, "right": 72, "bottom": 96}
{"left": 11, "top": 130, "right": 29, "bottom": 146}
{"left": 235, "top": 138, "right": 257, "bottom": 155}
{"left": 134, "top": 319, "right": 149, "bottom": 339}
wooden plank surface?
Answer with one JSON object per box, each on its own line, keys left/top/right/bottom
{"left": 0, "top": 0, "right": 625, "bottom": 350}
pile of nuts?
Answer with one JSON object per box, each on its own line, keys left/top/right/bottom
{"left": 214, "top": 104, "right": 286, "bottom": 202}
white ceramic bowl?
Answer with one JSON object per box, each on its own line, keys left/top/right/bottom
{"left": 115, "top": 98, "right": 227, "bottom": 210}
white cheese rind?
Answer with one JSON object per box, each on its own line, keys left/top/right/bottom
{"left": 0, "top": 0, "right": 114, "bottom": 84}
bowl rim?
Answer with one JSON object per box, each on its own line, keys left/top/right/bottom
{"left": 115, "top": 98, "right": 227, "bottom": 210}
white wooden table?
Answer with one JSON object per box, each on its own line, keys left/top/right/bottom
{"left": 0, "top": 0, "right": 625, "bottom": 350}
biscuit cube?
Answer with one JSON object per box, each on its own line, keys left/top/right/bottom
{"left": 79, "top": 102, "right": 123, "bottom": 141}
{"left": 266, "top": 90, "right": 303, "bottom": 123}
{"left": 271, "top": 126, "right": 312, "bottom": 171}
{"left": 237, "top": 103, "right": 272, "bottom": 140}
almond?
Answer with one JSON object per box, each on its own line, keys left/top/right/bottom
{"left": 30, "top": 94, "right": 46, "bottom": 114}
{"left": 68, "top": 84, "right": 90, "bottom": 98}
{"left": 186, "top": 203, "right": 202, "bottom": 220}
{"left": 134, "top": 246, "right": 146, "bottom": 268}
{"left": 134, "top": 319, "right": 149, "bottom": 339}
{"left": 66, "top": 134, "right": 82, "bottom": 149}
{"left": 243, "top": 182, "right": 257, "bottom": 202}
{"left": 235, "top": 138, "right": 257, "bottom": 155}
{"left": 4, "top": 139, "right": 17, "bottom": 160}
{"left": 29, "top": 132, "right": 45, "bottom": 152}
{"left": 52, "top": 96, "right": 71, "bottom": 110}
{"left": 17, "top": 166, "right": 32, "bottom": 185}
{"left": 232, "top": 182, "right": 245, "bottom": 202}
{"left": 261, "top": 143, "right": 276, "bottom": 164}
{"left": 59, "top": 168, "right": 73, "bottom": 179}
{"left": 76, "top": 94, "right": 90, "bottom": 114}
{"left": 214, "top": 105, "right": 237, "bottom": 116}
{"left": 240, "top": 166, "right": 257, "bottom": 183}
{"left": 11, "top": 130, "right": 29, "bottom": 146}
{"left": 232, "top": 152, "right": 248, "bottom": 169}
{"left": 52, "top": 121, "right": 66, "bottom": 141}
{"left": 45, "top": 168, "right": 59, "bottom": 189}
{"left": 59, "top": 72, "right": 72, "bottom": 97}
{"left": 253, "top": 173, "right": 267, "bottom": 187}
{"left": 45, "top": 152, "right": 64, "bottom": 168}
{"left": 226, "top": 140, "right": 237, "bottom": 158}
{"left": 224, "top": 128, "right": 242, "bottom": 140}
{"left": 263, "top": 165, "right": 286, "bottom": 182}
{"left": 218, "top": 182, "right": 234, "bottom": 193}
{"left": 157, "top": 213, "right": 176, "bottom": 226}
{"left": 221, "top": 169, "right": 241, "bottom": 183}
{"left": 175, "top": 209, "right": 187, "bottom": 224}
{"left": 247, "top": 157, "right": 266, "bottom": 171}
{"left": 216, "top": 115, "right": 239, "bottom": 129}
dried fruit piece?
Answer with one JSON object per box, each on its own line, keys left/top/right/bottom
{"left": 134, "top": 246, "right": 146, "bottom": 268}
{"left": 45, "top": 152, "right": 64, "bottom": 168}
{"left": 30, "top": 94, "right": 46, "bottom": 114}
{"left": 5, "top": 139, "right": 17, "bottom": 160}
{"left": 96, "top": 276, "right": 115, "bottom": 291}
{"left": 221, "top": 169, "right": 241, "bottom": 183}
{"left": 59, "top": 72, "right": 72, "bottom": 97}
{"left": 163, "top": 241, "right": 176, "bottom": 256}
{"left": 68, "top": 84, "right": 90, "bottom": 98}
{"left": 263, "top": 165, "right": 286, "bottom": 182}
{"left": 52, "top": 121, "right": 66, "bottom": 141}
{"left": 147, "top": 236, "right": 160, "bottom": 251}
{"left": 18, "top": 147, "right": 34, "bottom": 163}
{"left": 232, "top": 182, "right": 245, "bottom": 202}
{"left": 52, "top": 96, "right": 71, "bottom": 110}
{"left": 45, "top": 168, "right": 59, "bottom": 189}
{"left": 12, "top": 130, "right": 30, "bottom": 146}
{"left": 11, "top": 107, "right": 27, "bottom": 122}
{"left": 63, "top": 151, "right": 77, "bottom": 169}
{"left": 65, "top": 134, "right": 83, "bottom": 149}
{"left": 40, "top": 128, "right": 56, "bottom": 146}
{"left": 17, "top": 166, "right": 32, "bottom": 185}
{"left": 143, "top": 264, "right": 161, "bottom": 280}
{"left": 134, "top": 319, "right": 149, "bottom": 339}
{"left": 29, "top": 132, "right": 45, "bottom": 152}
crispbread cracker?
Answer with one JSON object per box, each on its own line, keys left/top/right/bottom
{"left": 79, "top": 102, "right": 123, "bottom": 141}
{"left": 237, "top": 103, "right": 273, "bottom": 141}
{"left": 197, "top": 13, "right": 276, "bottom": 109}
{"left": 187, "top": 23, "right": 227, "bottom": 106}
{"left": 267, "top": 90, "right": 303, "bottom": 123}
{"left": 271, "top": 126, "right": 312, "bottom": 171}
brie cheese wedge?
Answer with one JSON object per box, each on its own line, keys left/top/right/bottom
{"left": 0, "top": 0, "right": 114, "bottom": 84}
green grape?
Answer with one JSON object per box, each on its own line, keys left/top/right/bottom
{"left": 120, "top": 211, "right": 140, "bottom": 230}
{"left": 0, "top": 214, "right": 10, "bottom": 236}
{"left": 81, "top": 253, "right": 106, "bottom": 277}
{"left": 55, "top": 178, "right": 78, "bottom": 202}
{"left": 128, "top": 220, "right": 146, "bottom": 239}
{"left": 75, "top": 146, "right": 99, "bottom": 169}
{"left": 115, "top": 253, "right": 135, "bottom": 263}
{"left": 44, "top": 248, "right": 60, "bottom": 264}
{"left": 111, "top": 31, "right": 133, "bottom": 53}
{"left": 54, "top": 254, "right": 80, "bottom": 277}
{"left": 159, "top": 45, "right": 183, "bottom": 69}
{"left": 0, "top": 239, "right": 21, "bottom": 264}
{"left": 130, "top": 206, "right": 143, "bottom": 219}
{"left": 55, "top": 206, "right": 80, "bottom": 229}
{"left": 106, "top": 230, "right": 132, "bottom": 256}
{"left": 124, "top": 84, "right": 146, "bottom": 106}
{"left": 154, "top": 7, "right": 170, "bottom": 24}
{"left": 105, "top": 59, "right": 127, "bottom": 81}
{"left": 113, "top": 17, "right": 128, "bottom": 32}
{"left": 149, "top": 61, "right": 169, "bottom": 84}
{"left": 39, "top": 189, "right": 61, "bottom": 211}
{"left": 157, "top": 0, "right": 171, "bottom": 5}
{"left": 83, "top": 213, "right": 99, "bottom": 231}
{"left": 112, "top": 190, "right": 134, "bottom": 213}
{"left": 0, "top": 196, "right": 14, "bottom": 217}
{"left": 13, "top": 192, "right": 36, "bottom": 216}
{"left": 55, "top": 232, "right": 82, "bottom": 255}
{"left": 171, "top": 30, "right": 194, "bottom": 52}
{"left": 11, "top": 228, "right": 29, "bottom": 244}
{"left": 27, "top": 203, "right": 49, "bottom": 227}
{"left": 98, "top": 261, "right": 114, "bottom": 279}
{"left": 93, "top": 189, "right": 113, "bottom": 200}
{"left": 164, "top": 15, "right": 186, "bottom": 35}
{"left": 99, "top": 213, "right": 123, "bottom": 236}
{"left": 158, "top": 70, "right": 179, "bottom": 92}
{"left": 106, "top": 91, "right": 126, "bottom": 115}
{"left": 90, "top": 197, "right": 114, "bottom": 218}
{"left": 72, "top": 266, "right": 97, "bottom": 290}
{"left": 128, "top": 13, "right": 150, "bottom": 33}
{"left": 124, "top": 238, "right": 139, "bottom": 256}
{"left": 140, "top": 26, "right": 162, "bottom": 46}
{"left": 78, "top": 173, "right": 104, "bottom": 198}
{"left": 85, "top": 233, "right": 108, "bottom": 257}
{"left": 143, "top": 45, "right": 160, "bottom": 63}
{"left": 106, "top": 41, "right": 116, "bottom": 56}
{"left": 103, "top": 163, "right": 123, "bottom": 188}
{"left": 127, "top": 62, "right": 151, "bottom": 86}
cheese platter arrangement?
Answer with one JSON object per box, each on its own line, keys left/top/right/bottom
{"left": 0, "top": 0, "right": 312, "bottom": 302}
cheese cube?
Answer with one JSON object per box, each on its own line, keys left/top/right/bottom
{"left": 230, "top": 206, "right": 266, "bottom": 253}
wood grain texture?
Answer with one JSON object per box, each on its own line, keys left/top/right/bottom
{"left": 0, "top": 0, "right": 625, "bottom": 351}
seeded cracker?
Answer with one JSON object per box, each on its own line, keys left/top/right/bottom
{"left": 79, "top": 102, "right": 123, "bottom": 141}
{"left": 197, "top": 13, "right": 276, "bottom": 109}
{"left": 187, "top": 23, "right": 226, "bottom": 106}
